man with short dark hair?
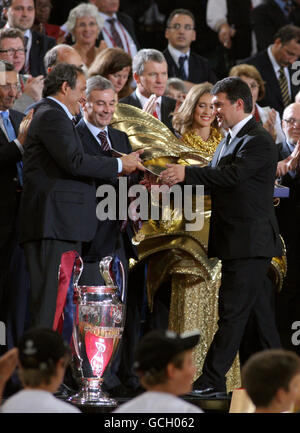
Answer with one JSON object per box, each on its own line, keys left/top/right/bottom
{"left": 114, "top": 329, "right": 203, "bottom": 413}
{"left": 161, "top": 77, "right": 283, "bottom": 397}
{"left": 164, "top": 8, "right": 216, "bottom": 90}
{"left": 1, "top": 0, "right": 56, "bottom": 76}
{"left": 19, "top": 63, "right": 143, "bottom": 329}
{"left": 246, "top": 24, "right": 300, "bottom": 116}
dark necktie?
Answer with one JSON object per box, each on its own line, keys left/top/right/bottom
{"left": 1, "top": 111, "right": 23, "bottom": 185}
{"left": 279, "top": 67, "right": 290, "bottom": 108}
{"left": 23, "top": 35, "right": 30, "bottom": 74}
{"left": 97, "top": 130, "right": 110, "bottom": 152}
{"left": 107, "top": 18, "right": 124, "bottom": 49}
{"left": 178, "top": 55, "right": 188, "bottom": 81}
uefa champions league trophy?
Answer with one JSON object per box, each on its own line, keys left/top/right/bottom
{"left": 68, "top": 255, "right": 125, "bottom": 407}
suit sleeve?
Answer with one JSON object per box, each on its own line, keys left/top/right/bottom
{"left": 0, "top": 140, "right": 22, "bottom": 168}
{"left": 35, "top": 109, "right": 119, "bottom": 181}
{"left": 185, "top": 134, "right": 276, "bottom": 188}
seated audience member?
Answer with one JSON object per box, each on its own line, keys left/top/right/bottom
{"left": 242, "top": 349, "right": 300, "bottom": 413}
{"left": 164, "top": 8, "right": 216, "bottom": 91}
{"left": 165, "top": 77, "right": 187, "bottom": 111}
{"left": 120, "top": 48, "right": 176, "bottom": 133}
{"left": 114, "top": 329, "right": 203, "bottom": 413}
{"left": 0, "top": 328, "right": 81, "bottom": 413}
{"left": 32, "top": 0, "right": 65, "bottom": 43}
{"left": 245, "top": 24, "right": 300, "bottom": 117}
{"left": 1, "top": 0, "right": 56, "bottom": 76}
{"left": 43, "top": 43, "right": 84, "bottom": 73}
{"left": 64, "top": 2, "right": 106, "bottom": 70}
{"left": 0, "top": 27, "right": 43, "bottom": 112}
{"left": 88, "top": 47, "right": 132, "bottom": 99}
{"left": 229, "top": 63, "right": 285, "bottom": 143}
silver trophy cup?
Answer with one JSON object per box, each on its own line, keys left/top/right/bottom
{"left": 68, "top": 255, "right": 125, "bottom": 407}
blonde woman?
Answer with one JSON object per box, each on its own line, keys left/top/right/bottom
{"left": 229, "top": 64, "right": 285, "bottom": 143}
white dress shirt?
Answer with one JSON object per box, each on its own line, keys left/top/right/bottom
{"left": 167, "top": 44, "right": 190, "bottom": 78}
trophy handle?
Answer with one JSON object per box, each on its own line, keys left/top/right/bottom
{"left": 99, "top": 256, "right": 115, "bottom": 286}
{"left": 119, "top": 260, "right": 126, "bottom": 303}
{"left": 73, "top": 255, "right": 83, "bottom": 289}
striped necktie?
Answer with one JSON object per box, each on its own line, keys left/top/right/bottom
{"left": 107, "top": 18, "right": 124, "bottom": 49}
{"left": 23, "top": 36, "right": 30, "bottom": 74}
{"left": 97, "top": 130, "right": 110, "bottom": 152}
{"left": 278, "top": 67, "right": 290, "bottom": 108}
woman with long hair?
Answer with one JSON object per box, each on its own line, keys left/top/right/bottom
{"left": 88, "top": 47, "right": 133, "bottom": 100}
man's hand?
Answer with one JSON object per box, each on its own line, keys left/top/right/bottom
{"left": 276, "top": 141, "right": 300, "bottom": 177}
{"left": 160, "top": 163, "right": 186, "bottom": 185}
{"left": 263, "top": 108, "right": 276, "bottom": 139}
{"left": 121, "top": 149, "right": 145, "bottom": 175}
{"left": 218, "top": 22, "right": 236, "bottom": 49}
{"left": 23, "top": 75, "right": 44, "bottom": 102}
{"left": 17, "top": 109, "right": 34, "bottom": 146}
{"left": 142, "top": 94, "right": 157, "bottom": 115}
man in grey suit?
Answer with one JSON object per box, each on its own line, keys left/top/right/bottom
{"left": 120, "top": 49, "right": 176, "bottom": 133}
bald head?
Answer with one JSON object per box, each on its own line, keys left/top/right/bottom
{"left": 282, "top": 102, "right": 300, "bottom": 145}
{"left": 44, "top": 44, "right": 84, "bottom": 73}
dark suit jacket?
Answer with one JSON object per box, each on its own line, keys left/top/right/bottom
{"left": 251, "top": 0, "right": 300, "bottom": 52}
{"left": 163, "top": 48, "right": 217, "bottom": 84}
{"left": 76, "top": 119, "right": 137, "bottom": 262}
{"left": 120, "top": 91, "right": 176, "bottom": 133}
{"left": 96, "top": 11, "right": 140, "bottom": 51}
{"left": 0, "top": 109, "right": 24, "bottom": 245}
{"left": 185, "top": 117, "right": 282, "bottom": 260}
{"left": 29, "top": 30, "right": 56, "bottom": 77}
{"left": 245, "top": 50, "right": 300, "bottom": 117}
{"left": 19, "top": 98, "right": 120, "bottom": 244}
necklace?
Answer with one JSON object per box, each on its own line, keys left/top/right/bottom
{"left": 182, "top": 127, "right": 223, "bottom": 157}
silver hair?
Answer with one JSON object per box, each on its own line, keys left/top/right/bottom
{"left": 65, "top": 3, "right": 104, "bottom": 33}
{"left": 165, "top": 77, "right": 187, "bottom": 94}
{"left": 132, "top": 49, "right": 166, "bottom": 76}
{"left": 86, "top": 75, "right": 115, "bottom": 99}
{"left": 44, "top": 44, "right": 77, "bottom": 69}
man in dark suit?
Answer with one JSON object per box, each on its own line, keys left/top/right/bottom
{"left": 19, "top": 63, "right": 143, "bottom": 330}
{"left": 252, "top": 0, "right": 300, "bottom": 52}
{"left": 161, "top": 77, "right": 283, "bottom": 397}
{"left": 246, "top": 24, "right": 300, "bottom": 117}
{"left": 94, "top": 0, "right": 139, "bottom": 58}
{"left": 1, "top": 0, "right": 56, "bottom": 76}
{"left": 275, "top": 102, "right": 300, "bottom": 355}
{"left": 163, "top": 8, "right": 216, "bottom": 90}
{"left": 120, "top": 49, "right": 176, "bottom": 133}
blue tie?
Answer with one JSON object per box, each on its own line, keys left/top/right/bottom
{"left": 1, "top": 111, "right": 23, "bottom": 186}
{"left": 178, "top": 55, "right": 188, "bottom": 81}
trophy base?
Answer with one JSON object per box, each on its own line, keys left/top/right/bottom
{"left": 68, "top": 378, "right": 117, "bottom": 407}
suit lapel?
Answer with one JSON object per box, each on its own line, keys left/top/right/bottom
{"left": 263, "top": 54, "right": 283, "bottom": 106}
{"left": 77, "top": 120, "right": 104, "bottom": 155}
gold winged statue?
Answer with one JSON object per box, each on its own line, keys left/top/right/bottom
{"left": 111, "top": 103, "right": 287, "bottom": 393}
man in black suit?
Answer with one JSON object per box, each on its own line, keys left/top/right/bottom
{"left": 161, "top": 77, "right": 283, "bottom": 397}
{"left": 94, "top": 0, "right": 139, "bottom": 58}
{"left": 252, "top": 0, "right": 300, "bottom": 52}
{"left": 120, "top": 49, "right": 176, "bottom": 133}
{"left": 163, "top": 8, "right": 216, "bottom": 91}
{"left": 246, "top": 24, "right": 300, "bottom": 117}
{"left": 1, "top": 0, "right": 56, "bottom": 76}
{"left": 275, "top": 102, "right": 300, "bottom": 355}
{"left": 19, "top": 63, "right": 143, "bottom": 330}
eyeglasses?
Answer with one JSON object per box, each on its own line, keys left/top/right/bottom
{"left": 167, "top": 24, "right": 195, "bottom": 31}
{"left": 0, "top": 48, "right": 26, "bottom": 55}
{"left": 0, "top": 83, "right": 18, "bottom": 91}
{"left": 283, "top": 118, "right": 300, "bottom": 127}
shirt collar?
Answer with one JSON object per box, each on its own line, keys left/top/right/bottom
{"left": 135, "top": 87, "right": 162, "bottom": 108}
{"left": 229, "top": 114, "right": 253, "bottom": 140}
{"left": 99, "top": 11, "right": 118, "bottom": 22}
{"left": 83, "top": 117, "right": 109, "bottom": 137}
{"left": 167, "top": 44, "right": 190, "bottom": 65}
{"left": 268, "top": 44, "right": 287, "bottom": 74}
{"left": 47, "top": 96, "right": 74, "bottom": 120}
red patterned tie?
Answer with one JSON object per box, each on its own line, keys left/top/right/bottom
{"left": 107, "top": 18, "right": 124, "bottom": 49}
{"left": 97, "top": 130, "right": 110, "bottom": 151}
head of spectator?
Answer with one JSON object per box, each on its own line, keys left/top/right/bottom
{"left": 83, "top": 74, "right": 116, "bottom": 128}
{"left": 0, "top": 27, "right": 25, "bottom": 73}
{"left": 17, "top": 328, "right": 72, "bottom": 393}
{"left": 44, "top": 44, "right": 84, "bottom": 73}
{"left": 34, "top": 0, "right": 52, "bottom": 26}
{"left": 165, "top": 9, "right": 196, "bottom": 54}
{"left": 271, "top": 25, "right": 300, "bottom": 68}
{"left": 132, "top": 49, "right": 168, "bottom": 99}
{"left": 134, "top": 329, "right": 200, "bottom": 396}
{"left": 282, "top": 102, "right": 300, "bottom": 145}
{"left": 93, "top": 0, "right": 119, "bottom": 16}
{"left": 88, "top": 47, "right": 132, "bottom": 99}
{"left": 42, "top": 62, "right": 86, "bottom": 116}
{"left": 172, "top": 82, "right": 217, "bottom": 136}
{"left": 3, "top": 0, "right": 35, "bottom": 33}
{"left": 211, "top": 76, "right": 253, "bottom": 130}
{"left": 0, "top": 59, "right": 18, "bottom": 110}
{"left": 242, "top": 349, "right": 300, "bottom": 413}
{"left": 229, "top": 64, "right": 265, "bottom": 110}
{"left": 165, "top": 77, "right": 187, "bottom": 103}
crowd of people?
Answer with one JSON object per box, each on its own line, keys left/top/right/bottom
{"left": 1, "top": 0, "right": 300, "bottom": 414}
